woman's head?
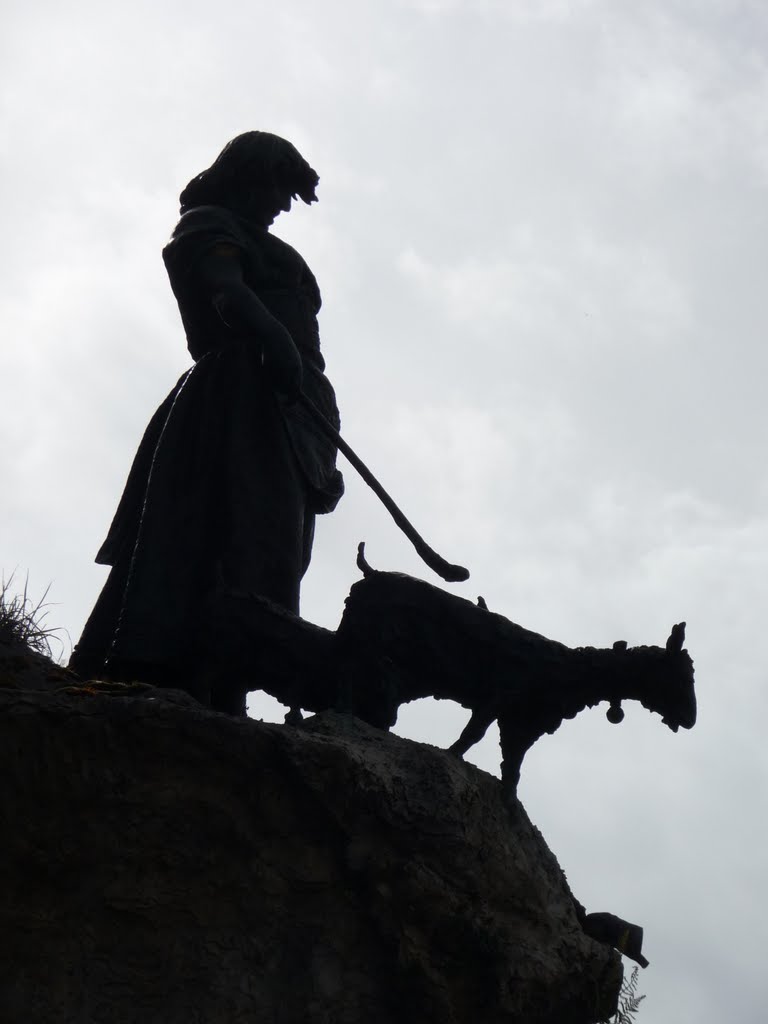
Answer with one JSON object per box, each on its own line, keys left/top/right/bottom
{"left": 179, "top": 131, "right": 319, "bottom": 219}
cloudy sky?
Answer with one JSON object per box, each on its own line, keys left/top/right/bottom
{"left": 2, "top": 0, "right": 766, "bottom": 1018}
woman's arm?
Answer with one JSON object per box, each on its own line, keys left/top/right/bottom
{"left": 195, "top": 242, "right": 302, "bottom": 399}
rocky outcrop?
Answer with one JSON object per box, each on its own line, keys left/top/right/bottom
{"left": 0, "top": 634, "right": 75, "bottom": 691}
{"left": 0, "top": 686, "right": 621, "bottom": 1023}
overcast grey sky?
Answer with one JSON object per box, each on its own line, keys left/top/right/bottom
{"left": 2, "top": 1, "right": 767, "bottom": 1019}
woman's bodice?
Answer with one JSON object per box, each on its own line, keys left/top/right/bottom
{"left": 162, "top": 205, "right": 324, "bottom": 366}
{"left": 161, "top": 204, "right": 343, "bottom": 514}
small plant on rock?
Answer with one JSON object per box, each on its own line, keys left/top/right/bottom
{"left": 612, "top": 966, "right": 645, "bottom": 1023}
{"left": 0, "top": 571, "right": 61, "bottom": 658}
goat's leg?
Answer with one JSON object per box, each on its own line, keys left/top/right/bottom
{"left": 448, "top": 704, "right": 497, "bottom": 758}
{"left": 497, "top": 717, "right": 537, "bottom": 800}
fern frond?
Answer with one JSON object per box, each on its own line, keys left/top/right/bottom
{"left": 611, "top": 966, "right": 645, "bottom": 1023}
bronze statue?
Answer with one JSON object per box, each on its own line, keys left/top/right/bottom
{"left": 207, "top": 544, "right": 696, "bottom": 796}
{"left": 70, "top": 132, "right": 343, "bottom": 710}
{"left": 69, "top": 132, "right": 696, "bottom": 798}
{"left": 63, "top": 136, "right": 695, "bottom": 982}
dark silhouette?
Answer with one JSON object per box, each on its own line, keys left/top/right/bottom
{"left": 210, "top": 545, "right": 697, "bottom": 794}
{"left": 70, "top": 132, "right": 343, "bottom": 708}
{"left": 59, "top": 134, "right": 692, "bottom": 987}
{"left": 576, "top": 907, "right": 650, "bottom": 969}
{"left": 209, "top": 544, "right": 694, "bottom": 970}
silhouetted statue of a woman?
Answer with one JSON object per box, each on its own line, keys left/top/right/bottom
{"left": 70, "top": 132, "right": 343, "bottom": 709}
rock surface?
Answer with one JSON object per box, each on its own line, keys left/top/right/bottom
{"left": 0, "top": 687, "right": 620, "bottom": 1023}
{"left": 0, "top": 635, "right": 75, "bottom": 691}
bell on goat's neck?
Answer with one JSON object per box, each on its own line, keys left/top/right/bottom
{"left": 606, "top": 701, "right": 624, "bottom": 724}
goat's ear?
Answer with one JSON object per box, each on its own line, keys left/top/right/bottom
{"left": 665, "top": 621, "right": 686, "bottom": 653}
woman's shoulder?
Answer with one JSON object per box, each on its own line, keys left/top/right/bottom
{"left": 162, "top": 206, "right": 321, "bottom": 309}
{"left": 162, "top": 206, "right": 255, "bottom": 281}
{"left": 167, "top": 205, "right": 246, "bottom": 247}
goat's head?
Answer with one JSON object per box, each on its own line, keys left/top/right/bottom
{"left": 609, "top": 622, "right": 697, "bottom": 733}
{"left": 658, "top": 622, "right": 697, "bottom": 731}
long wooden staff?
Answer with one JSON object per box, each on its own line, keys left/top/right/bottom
{"left": 297, "top": 392, "right": 470, "bottom": 583}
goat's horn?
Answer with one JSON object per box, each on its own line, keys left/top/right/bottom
{"left": 356, "top": 541, "right": 375, "bottom": 577}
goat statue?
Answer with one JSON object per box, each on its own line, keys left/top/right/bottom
{"left": 209, "top": 545, "right": 696, "bottom": 796}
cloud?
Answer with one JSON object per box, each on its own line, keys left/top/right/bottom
{"left": 2, "top": 3, "right": 767, "bottom": 1019}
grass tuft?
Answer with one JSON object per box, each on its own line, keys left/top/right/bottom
{"left": 0, "top": 570, "right": 63, "bottom": 660}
